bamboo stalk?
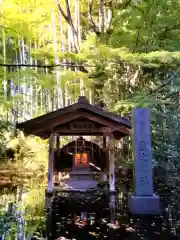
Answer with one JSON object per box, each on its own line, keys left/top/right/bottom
{"left": 34, "top": 40, "right": 39, "bottom": 114}
{"left": 29, "top": 41, "right": 34, "bottom": 117}
{"left": 0, "top": 0, "right": 7, "bottom": 121}
{"left": 51, "top": 10, "right": 62, "bottom": 109}
{"left": 99, "top": 0, "right": 104, "bottom": 33}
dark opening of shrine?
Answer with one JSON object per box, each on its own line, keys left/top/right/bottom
{"left": 54, "top": 138, "right": 106, "bottom": 172}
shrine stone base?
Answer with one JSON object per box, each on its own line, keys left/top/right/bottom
{"left": 65, "top": 167, "right": 98, "bottom": 192}
{"left": 128, "top": 194, "right": 160, "bottom": 215}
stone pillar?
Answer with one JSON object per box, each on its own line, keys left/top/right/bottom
{"left": 47, "top": 133, "right": 54, "bottom": 193}
{"left": 128, "top": 108, "right": 160, "bottom": 214}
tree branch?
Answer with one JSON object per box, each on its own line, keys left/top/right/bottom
{"left": 122, "top": 0, "right": 132, "bottom": 9}
{"left": 88, "top": 0, "right": 100, "bottom": 35}
{"left": 164, "top": 91, "right": 179, "bottom": 100}
{"left": 56, "top": 0, "right": 70, "bottom": 23}
{"left": 132, "top": 25, "right": 141, "bottom": 52}
{"left": 0, "top": 25, "right": 18, "bottom": 35}
{"left": 163, "top": 24, "right": 180, "bottom": 34}
{"left": 0, "top": 63, "right": 94, "bottom": 68}
{"left": 107, "top": 8, "right": 113, "bottom": 31}
{"left": 149, "top": 69, "right": 180, "bottom": 95}
{"left": 65, "top": 0, "right": 77, "bottom": 36}
{"left": 56, "top": 0, "right": 80, "bottom": 52}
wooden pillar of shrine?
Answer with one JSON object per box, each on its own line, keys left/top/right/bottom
{"left": 108, "top": 135, "right": 115, "bottom": 192}
{"left": 103, "top": 137, "right": 108, "bottom": 181}
{"left": 56, "top": 135, "right": 60, "bottom": 150}
{"left": 56, "top": 134, "right": 60, "bottom": 156}
{"left": 104, "top": 127, "right": 115, "bottom": 192}
{"left": 47, "top": 133, "right": 54, "bottom": 193}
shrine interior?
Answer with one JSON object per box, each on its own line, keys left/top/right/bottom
{"left": 54, "top": 138, "right": 106, "bottom": 173}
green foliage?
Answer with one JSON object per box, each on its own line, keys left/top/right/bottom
{"left": 24, "top": 186, "right": 46, "bottom": 221}
{"left": 0, "top": 187, "right": 45, "bottom": 239}
{"left": 6, "top": 135, "right": 48, "bottom": 184}
{"left": 0, "top": 118, "right": 11, "bottom": 158}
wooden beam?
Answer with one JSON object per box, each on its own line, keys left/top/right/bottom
{"left": 24, "top": 110, "right": 131, "bottom": 136}
{"left": 36, "top": 132, "right": 124, "bottom": 141}
{"left": 53, "top": 128, "right": 104, "bottom": 133}
{"left": 30, "top": 112, "right": 83, "bottom": 134}
{"left": 84, "top": 113, "right": 131, "bottom": 136}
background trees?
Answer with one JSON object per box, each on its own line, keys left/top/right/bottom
{"left": 0, "top": 0, "right": 179, "bottom": 192}
{"left": 0, "top": 0, "right": 180, "bottom": 238}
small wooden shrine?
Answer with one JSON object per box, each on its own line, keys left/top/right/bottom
{"left": 65, "top": 137, "right": 98, "bottom": 191}
{"left": 17, "top": 96, "right": 131, "bottom": 193}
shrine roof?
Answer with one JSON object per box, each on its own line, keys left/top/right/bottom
{"left": 17, "top": 96, "right": 131, "bottom": 138}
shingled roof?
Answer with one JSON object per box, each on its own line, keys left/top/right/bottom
{"left": 17, "top": 96, "right": 131, "bottom": 138}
